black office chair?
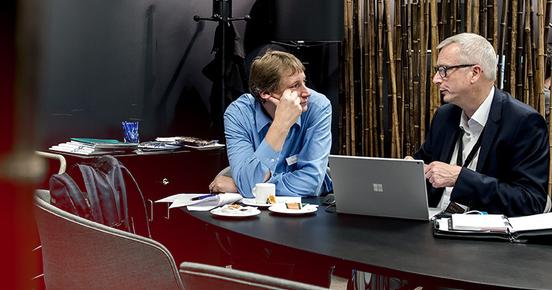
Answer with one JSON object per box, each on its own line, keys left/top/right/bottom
{"left": 34, "top": 189, "right": 186, "bottom": 289}
{"left": 180, "top": 262, "right": 329, "bottom": 290}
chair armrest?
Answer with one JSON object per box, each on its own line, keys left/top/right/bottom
{"left": 36, "top": 151, "right": 66, "bottom": 174}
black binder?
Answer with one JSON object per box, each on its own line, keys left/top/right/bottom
{"left": 433, "top": 213, "right": 552, "bottom": 244}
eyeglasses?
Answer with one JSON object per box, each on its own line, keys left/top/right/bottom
{"left": 434, "top": 64, "right": 475, "bottom": 78}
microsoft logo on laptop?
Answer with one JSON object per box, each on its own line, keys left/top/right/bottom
{"left": 373, "top": 183, "right": 383, "bottom": 192}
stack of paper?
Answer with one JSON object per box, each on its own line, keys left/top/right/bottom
{"left": 137, "top": 141, "right": 182, "bottom": 152}
{"left": 155, "top": 136, "right": 225, "bottom": 150}
{"left": 450, "top": 214, "right": 510, "bottom": 232}
{"left": 70, "top": 138, "right": 138, "bottom": 149}
{"left": 49, "top": 138, "right": 137, "bottom": 155}
{"left": 155, "top": 136, "right": 217, "bottom": 146}
{"left": 156, "top": 193, "right": 242, "bottom": 211}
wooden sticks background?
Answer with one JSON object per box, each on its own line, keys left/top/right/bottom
{"left": 339, "top": 0, "right": 551, "bottom": 193}
{"left": 340, "top": 0, "right": 549, "bottom": 157}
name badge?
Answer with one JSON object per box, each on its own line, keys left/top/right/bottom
{"left": 286, "top": 154, "right": 298, "bottom": 166}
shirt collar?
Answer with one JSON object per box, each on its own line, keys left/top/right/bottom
{"left": 459, "top": 86, "right": 494, "bottom": 131}
{"left": 254, "top": 100, "right": 303, "bottom": 133}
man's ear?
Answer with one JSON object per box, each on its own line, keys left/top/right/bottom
{"left": 259, "top": 90, "right": 271, "bottom": 101}
{"left": 470, "top": 65, "right": 482, "bottom": 83}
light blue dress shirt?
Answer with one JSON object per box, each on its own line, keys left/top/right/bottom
{"left": 224, "top": 89, "right": 333, "bottom": 198}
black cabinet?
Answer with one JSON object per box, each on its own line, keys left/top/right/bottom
{"left": 52, "top": 149, "right": 228, "bottom": 264}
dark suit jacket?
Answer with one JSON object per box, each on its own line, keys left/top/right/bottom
{"left": 414, "top": 88, "right": 549, "bottom": 217}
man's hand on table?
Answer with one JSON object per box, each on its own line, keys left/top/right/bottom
{"left": 209, "top": 175, "right": 238, "bottom": 193}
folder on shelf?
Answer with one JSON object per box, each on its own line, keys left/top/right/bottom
{"left": 433, "top": 213, "right": 552, "bottom": 243}
{"left": 49, "top": 138, "right": 137, "bottom": 156}
{"left": 70, "top": 138, "right": 138, "bottom": 149}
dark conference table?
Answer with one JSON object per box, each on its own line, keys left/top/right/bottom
{"left": 184, "top": 198, "right": 551, "bottom": 289}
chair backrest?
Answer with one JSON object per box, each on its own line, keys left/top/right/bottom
{"left": 217, "top": 166, "right": 232, "bottom": 177}
{"left": 36, "top": 151, "right": 67, "bottom": 174}
{"left": 33, "top": 189, "right": 184, "bottom": 290}
{"left": 180, "top": 262, "right": 329, "bottom": 290}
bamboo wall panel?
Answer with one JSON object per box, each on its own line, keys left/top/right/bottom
{"left": 339, "top": 0, "right": 550, "bottom": 193}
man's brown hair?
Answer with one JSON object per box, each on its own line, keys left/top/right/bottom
{"left": 249, "top": 50, "right": 305, "bottom": 101}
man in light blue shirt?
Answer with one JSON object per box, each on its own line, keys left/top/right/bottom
{"left": 209, "top": 50, "right": 333, "bottom": 197}
{"left": 207, "top": 49, "right": 336, "bottom": 288}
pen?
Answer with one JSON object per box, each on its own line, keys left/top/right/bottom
{"left": 191, "top": 194, "right": 217, "bottom": 201}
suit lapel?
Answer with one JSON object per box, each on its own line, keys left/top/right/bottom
{"left": 476, "top": 89, "right": 503, "bottom": 172}
{"left": 439, "top": 107, "right": 463, "bottom": 163}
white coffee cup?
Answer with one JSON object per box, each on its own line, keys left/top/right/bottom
{"left": 252, "top": 183, "right": 275, "bottom": 204}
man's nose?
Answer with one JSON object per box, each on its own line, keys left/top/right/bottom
{"left": 432, "top": 72, "right": 442, "bottom": 85}
{"left": 299, "top": 85, "right": 309, "bottom": 97}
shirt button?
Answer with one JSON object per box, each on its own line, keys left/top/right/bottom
{"left": 270, "top": 158, "right": 275, "bottom": 163}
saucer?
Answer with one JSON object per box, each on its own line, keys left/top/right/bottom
{"left": 210, "top": 205, "right": 260, "bottom": 218}
{"left": 241, "top": 198, "right": 272, "bottom": 208}
{"left": 268, "top": 203, "right": 318, "bottom": 215}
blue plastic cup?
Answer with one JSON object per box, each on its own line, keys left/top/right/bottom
{"left": 122, "top": 121, "right": 139, "bottom": 143}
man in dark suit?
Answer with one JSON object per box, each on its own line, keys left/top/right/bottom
{"left": 414, "top": 33, "right": 549, "bottom": 217}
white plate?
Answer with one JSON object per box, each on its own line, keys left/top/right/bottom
{"left": 210, "top": 205, "right": 260, "bottom": 218}
{"left": 242, "top": 197, "right": 303, "bottom": 208}
{"left": 268, "top": 203, "right": 318, "bottom": 215}
{"left": 241, "top": 198, "right": 273, "bottom": 208}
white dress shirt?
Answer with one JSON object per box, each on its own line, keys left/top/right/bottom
{"left": 437, "top": 87, "right": 495, "bottom": 210}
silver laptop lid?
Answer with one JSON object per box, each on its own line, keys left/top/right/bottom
{"left": 329, "top": 155, "right": 431, "bottom": 221}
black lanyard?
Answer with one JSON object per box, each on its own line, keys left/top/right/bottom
{"left": 456, "top": 127, "right": 485, "bottom": 167}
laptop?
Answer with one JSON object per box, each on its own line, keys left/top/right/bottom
{"left": 329, "top": 155, "right": 440, "bottom": 221}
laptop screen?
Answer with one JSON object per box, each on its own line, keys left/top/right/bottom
{"left": 329, "top": 155, "right": 433, "bottom": 221}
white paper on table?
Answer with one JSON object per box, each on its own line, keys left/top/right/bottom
{"left": 159, "top": 192, "right": 242, "bottom": 210}
{"left": 186, "top": 193, "right": 243, "bottom": 211}
{"left": 155, "top": 194, "right": 200, "bottom": 203}
{"left": 155, "top": 193, "right": 224, "bottom": 209}
{"left": 168, "top": 195, "right": 214, "bottom": 208}
{"left": 508, "top": 212, "right": 552, "bottom": 232}
{"left": 186, "top": 205, "right": 218, "bottom": 211}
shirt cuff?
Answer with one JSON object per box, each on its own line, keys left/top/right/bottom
{"left": 254, "top": 139, "right": 280, "bottom": 173}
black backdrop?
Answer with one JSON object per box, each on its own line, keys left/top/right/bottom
{"left": 35, "top": 0, "right": 341, "bottom": 153}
